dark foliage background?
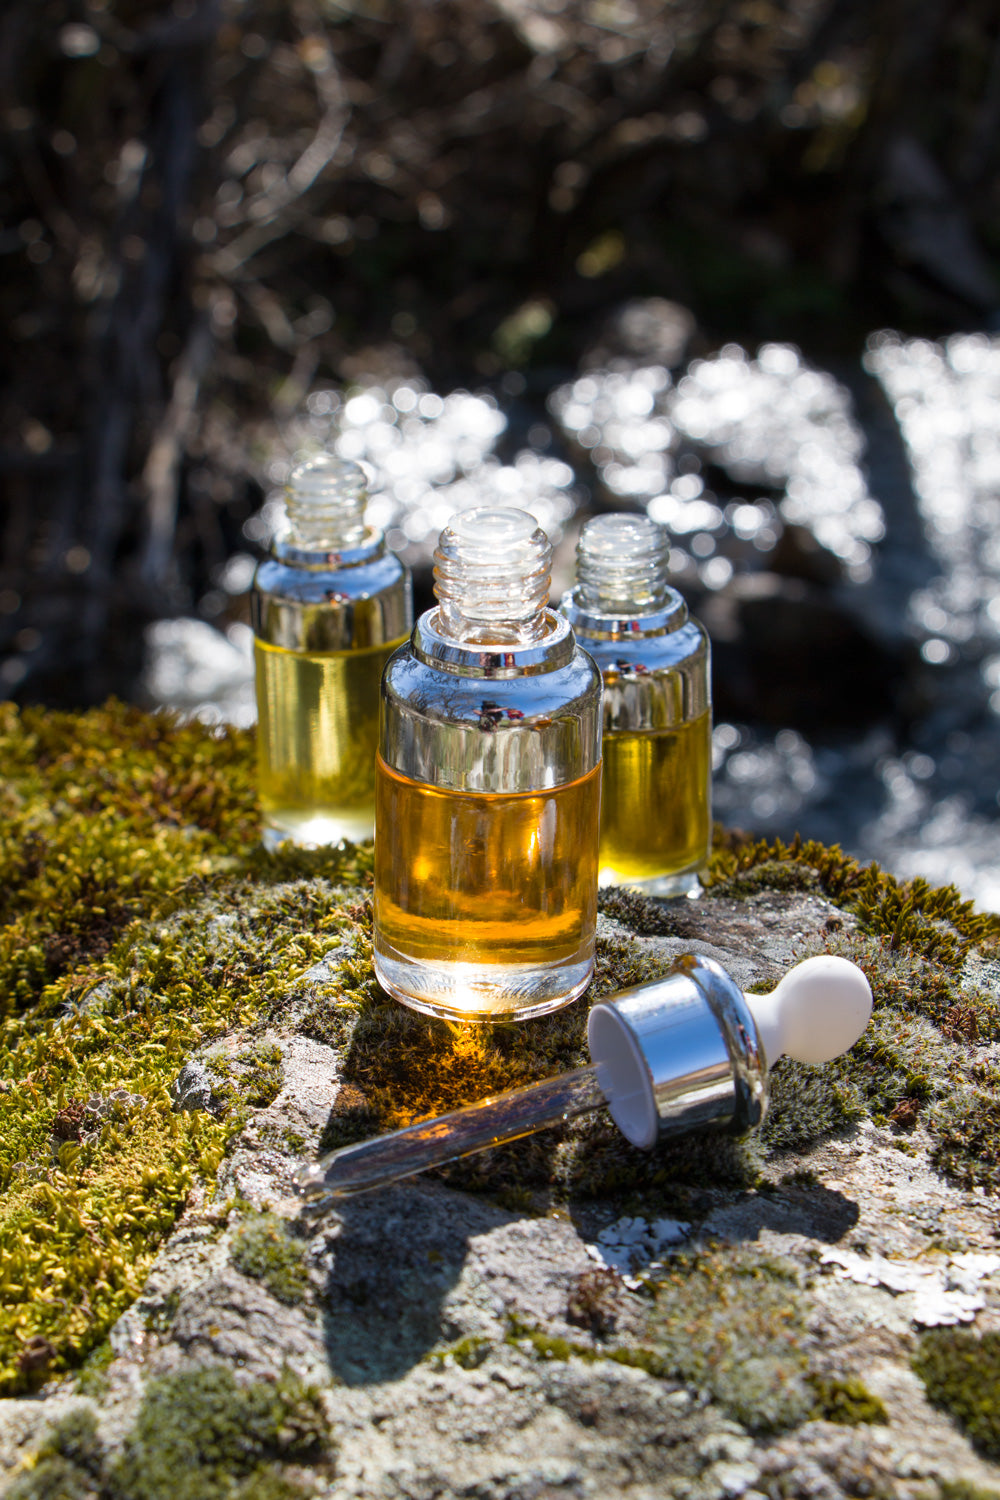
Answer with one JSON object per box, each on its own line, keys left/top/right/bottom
{"left": 1, "top": 0, "right": 999, "bottom": 706}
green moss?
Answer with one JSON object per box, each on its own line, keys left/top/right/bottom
{"left": 707, "top": 858, "right": 821, "bottom": 899}
{"left": 705, "top": 832, "right": 1000, "bottom": 963}
{"left": 596, "top": 885, "right": 683, "bottom": 935}
{"left": 2, "top": 702, "right": 999, "bottom": 1400}
{"left": 107, "top": 1363, "right": 330, "bottom": 1500}
{"left": 6, "top": 1454, "right": 95, "bottom": 1500}
{"left": 762, "top": 1057, "right": 864, "bottom": 1151}
{"left": 506, "top": 1317, "right": 668, "bottom": 1376}
{"left": 507, "top": 1249, "right": 830, "bottom": 1435}
{"left": 428, "top": 1334, "right": 491, "bottom": 1369}
{"left": 210, "top": 1041, "right": 285, "bottom": 1113}
{"left": 645, "top": 1248, "right": 815, "bottom": 1434}
{"left": 6, "top": 1407, "right": 102, "bottom": 1500}
{"left": 930, "top": 1090, "right": 1000, "bottom": 1197}
{"left": 808, "top": 1374, "right": 889, "bottom": 1425}
{"left": 0, "top": 704, "right": 368, "bottom": 1394}
{"left": 914, "top": 1328, "right": 1000, "bottom": 1459}
{"left": 938, "top": 1482, "right": 1000, "bottom": 1500}
{"left": 74, "top": 1338, "right": 115, "bottom": 1397}
{"left": 230, "top": 1213, "right": 310, "bottom": 1306}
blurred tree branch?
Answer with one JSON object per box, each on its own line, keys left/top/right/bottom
{"left": 0, "top": 0, "right": 998, "bottom": 704}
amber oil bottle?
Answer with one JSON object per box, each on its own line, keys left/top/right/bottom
{"left": 374, "top": 507, "right": 603, "bottom": 1022}
{"left": 561, "top": 513, "right": 711, "bottom": 896}
{"left": 251, "top": 454, "right": 412, "bottom": 848}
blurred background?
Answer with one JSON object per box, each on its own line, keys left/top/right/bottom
{"left": 2, "top": 0, "right": 1000, "bottom": 904}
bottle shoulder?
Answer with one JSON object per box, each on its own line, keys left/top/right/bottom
{"left": 252, "top": 552, "right": 411, "bottom": 651}
{"left": 254, "top": 548, "right": 407, "bottom": 606}
{"left": 580, "top": 616, "right": 709, "bottom": 674}
{"left": 383, "top": 640, "right": 602, "bottom": 725}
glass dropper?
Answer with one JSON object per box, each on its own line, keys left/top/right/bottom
{"left": 298, "top": 953, "right": 873, "bottom": 1209}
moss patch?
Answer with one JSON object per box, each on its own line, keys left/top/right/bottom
{"left": 762, "top": 1057, "right": 864, "bottom": 1151}
{"left": 508, "top": 1249, "right": 887, "bottom": 1437}
{"left": 231, "top": 1213, "right": 310, "bottom": 1306}
{"left": 808, "top": 1374, "right": 888, "bottom": 1426}
{"left": 0, "top": 703, "right": 366, "bottom": 1394}
{"left": 705, "top": 833, "right": 1000, "bottom": 965}
{"left": 914, "top": 1328, "right": 1000, "bottom": 1459}
{"left": 8, "top": 1364, "right": 331, "bottom": 1499}
{"left": 703, "top": 834, "right": 1000, "bottom": 1188}
{"left": 644, "top": 1248, "right": 815, "bottom": 1434}
{"left": 428, "top": 1334, "right": 491, "bottom": 1370}
{"left": 210, "top": 1041, "right": 286, "bottom": 1112}
{"left": 110, "top": 1363, "right": 329, "bottom": 1499}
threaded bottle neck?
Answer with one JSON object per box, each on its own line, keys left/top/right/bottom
{"left": 281, "top": 455, "right": 369, "bottom": 551}
{"left": 575, "top": 514, "right": 670, "bottom": 614}
{"left": 434, "top": 508, "right": 551, "bottom": 645}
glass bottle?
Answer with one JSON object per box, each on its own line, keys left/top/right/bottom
{"left": 374, "top": 507, "right": 603, "bottom": 1022}
{"left": 561, "top": 513, "right": 711, "bottom": 896}
{"left": 251, "top": 454, "right": 412, "bottom": 849}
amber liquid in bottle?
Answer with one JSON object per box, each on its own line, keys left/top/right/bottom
{"left": 599, "top": 711, "right": 712, "bottom": 887}
{"left": 256, "top": 637, "right": 409, "bottom": 847}
{"left": 373, "top": 506, "right": 604, "bottom": 1022}
{"left": 375, "top": 756, "right": 601, "bottom": 984}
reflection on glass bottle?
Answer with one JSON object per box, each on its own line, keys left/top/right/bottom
{"left": 251, "top": 455, "right": 412, "bottom": 848}
{"left": 562, "top": 513, "right": 711, "bottom": 897}
{"left": 374, "top": 507, "right": 603, "bottom": 1022}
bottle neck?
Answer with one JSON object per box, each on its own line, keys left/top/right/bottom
{"left": 433, "top": 507, "right": 551, "bottom": 646}
{"left": 575, "top": 514, "right": 670, "bottom": 616}
{"left": 278, "top": 455, "right": 370, "bottom": 553}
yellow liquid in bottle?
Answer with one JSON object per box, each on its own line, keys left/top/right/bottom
{"left": 254, "top": 636, "right": 407, "bottom": 847}
{"left": 599, "top": 709, "right": 712, "bottom": 890}
{"left": 373, "top": 755, "right": 602, "bottom": 1019}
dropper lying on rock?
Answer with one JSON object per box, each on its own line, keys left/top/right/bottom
{"left": 297, "top": 953, "right": 872, "bottom": 1207}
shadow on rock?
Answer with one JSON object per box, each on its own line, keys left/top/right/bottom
{"left": 701, "top": 1180, "right": 859, "bottom": 1243}
{"left": 320, "top": 1183, "right": 511, "bottom": 1386}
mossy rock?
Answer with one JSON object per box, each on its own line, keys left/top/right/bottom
{"left": 0, "top": 701, "right": 998, "bottom": 1402}
{"left": 6, "top": 1366, "right": 331, "bottom": 1500}
{"left": 914, "top": 1328, "right": 1000, "bottom": 1460}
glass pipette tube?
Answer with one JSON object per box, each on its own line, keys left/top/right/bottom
{"left": 298, "top": 1066, "right": 605, "bottom": 1206}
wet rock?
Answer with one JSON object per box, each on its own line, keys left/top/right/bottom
{"left": 698, "top": 572, "right": 903, "bottom": 730}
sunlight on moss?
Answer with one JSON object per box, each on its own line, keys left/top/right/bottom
{"left": 2, "top": 703, "right": 999, "bottom": 1396}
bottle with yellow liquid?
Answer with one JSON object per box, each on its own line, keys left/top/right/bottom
{"left": 251, "top": 455, "right": 411, "bottom": 848}
{"left": 374, "top": 507, "right": 603, "bottom": 1022}
{"left": 561, "top": 513, "right": 711, "bottom": 897}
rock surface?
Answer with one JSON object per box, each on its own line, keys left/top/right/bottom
{"left": 3, "top": 704, "right": 1000, "bottom": 1498}
{"left": 3, "top": 880, "right": 1000, "bottom": 1499}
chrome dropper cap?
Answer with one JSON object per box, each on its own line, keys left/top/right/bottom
{"left": 298, "top": 954, "right": 872, "bottom": 1205}
{"left": 587, "top": 952, "right": 872, "bottom": 1149}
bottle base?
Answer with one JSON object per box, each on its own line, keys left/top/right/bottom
{"left": 598, "top": 864, "right": 705, "bottom": 899}
{"left": 372, "top": 949, "right": 593, "bottom": 1023}
{"left": 260, "top": 810, "right": 374, "bottom": 850}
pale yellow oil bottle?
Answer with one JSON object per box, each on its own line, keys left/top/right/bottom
{"left": 256, "top": 637, "right": 409, "bottom": 846}
{"left": 251, "top": 455, "right": 411, "bottom": 849}
{"left": 597, "top": 711, "right": 712, "bottom": 887}
{"left": 562, "top": 514, "right": 711, "bottom": 897}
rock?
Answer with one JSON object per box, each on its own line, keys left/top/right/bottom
{"left": 3, "top": 704, "right": 1000, "bottom": 1498}
{"left": 168, "top": 1059, "right": 223, "bottom": 1115}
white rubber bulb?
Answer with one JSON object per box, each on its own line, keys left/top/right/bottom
{"left": 746, "top": 955, "right": 872, "bottom": 1069}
